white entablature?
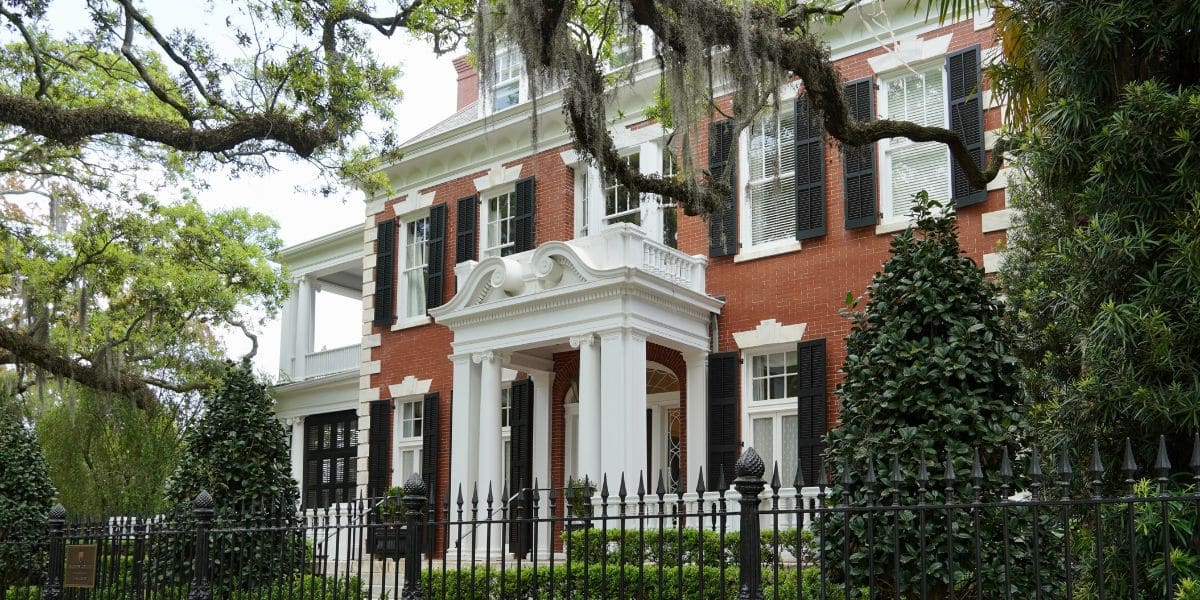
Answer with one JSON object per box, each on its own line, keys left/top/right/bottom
{"left": 430, "top": 223, "right": 723, "bottom": 356}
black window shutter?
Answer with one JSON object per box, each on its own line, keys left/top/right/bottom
{"left": 507, "top": 378, "right": 535, "bottom": 556}
{"left": 513, "top": 177, "right": 536, "bottom": 253}
{"left": 455, "top": 195, "right": 478, "bottom": 263}
{"left": 367, "top": 400, "right": 392, "bottom": 498}
{"left": 706, "top": 351, "right": 740, "bottom": 490}
{"left": 707, "top": 119, "right": 739, "bottom": 257}
{"left": 947, "top": 46, "right": 987, "bottom": 208}
{"left": 795, "top": 339, "right": 827, "bottom": 486}
{"left": 795, "top": 93, "right": 826, "bottom": 240}
{"left": 420, "top": 392, "right": 440, "bottom": 555}
{"left": 373, "top": 220, "right": 396, "bottom": 327}
{"left": 843, "top": 79, "right": 878, "bottom": 229}
{"left": 426, "top": 204, "right": 447, "bottom": 311}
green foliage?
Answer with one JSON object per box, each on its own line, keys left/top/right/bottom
{"left": 422, "top": 563, "right": 848, "bottom": 600}
{"left": 562, "top": 526, "right": 811, "bottom": 567}
{"left": 996, "top": 0, "right": 1200, "bottom": 471}
{"left": 2, "top": 575, "right": 363, "bottom": 600}
{"left": 36, "top": 386, "right": 179, "bottom": 515}
{"left": 825, "top": 194, "right": 1027, "bottom": 597}
{"left": 158, "top": 361, "right": 301, "bottom": 590}
{"left": 0, "top": 404, "right": 55, "bottom": 585}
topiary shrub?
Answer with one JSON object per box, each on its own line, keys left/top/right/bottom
{"left": 0, "top": 405, "right": 55, "bottom": 586}
{"left": 155, "top": 360, "right": 302, "bottom": 590}
{"left": 823, "top": 194, "right": 1032, "bottom": 598}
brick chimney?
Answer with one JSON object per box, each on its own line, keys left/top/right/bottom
{"left": 454, "top": 56, "right": 479, "bottom": 110}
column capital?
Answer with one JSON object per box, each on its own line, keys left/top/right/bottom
{"left": 681, "top": 348, "right": 710, "bottom": 364}
{"left": 568, "top": 333, "right": 596, "bottom": 348}
{"left": 281, "top": 416, "right": 304, "bottom": 427}
{"left": 472, "top": 350, "right": 509, "bottom": 365}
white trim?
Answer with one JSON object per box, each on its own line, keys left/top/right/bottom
{"left": 473, "top": 164, "right": 523, "bottom": 194}
{"left": 733, "top": 240, "right": 803, "bottom": 263}
{"left": 866, "top": 33, "right": 953, "bottom": 75}
{"left": 875, "top": 219, "right": 915, "bottom": 235}
{"left": 391, "top": 315, "right": 433, "bottom": 331}
{"left": 387, "top": 375, "right": 433, "bottom": 399}
{"left": 981, "top": 208, "right": 1015, "bottom": 233}
{"left": 390, "top": 190, "right": 436, "bottom": 219}
{"left": 983, "top": 251, "right": 1004, "bottom": 274}
{"left": 732, "top": 319, "right": 808, "bottom": 349}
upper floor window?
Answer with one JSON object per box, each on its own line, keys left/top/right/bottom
{"left": 492, "top": 48, "right": 523, "bottom": 111}
{"left": 607, "top": 28, "right": 642, "bottom": 70}
{"left": 400, "top": 216, "right": 430, "bottom": 319}
{"left": 603, "top": 153, "right": 642, "bottom": 226}
{"left": 576, "top": 141, "right": 677, "bottom": 248}
{"left": 746, "top": 107, "right": 797, "bottom": 247}
{"left": 879, "top": 63, "right": 950, "bottom": 222}
{"left": 484, "top": 190, "right": 517, "bottom": 257}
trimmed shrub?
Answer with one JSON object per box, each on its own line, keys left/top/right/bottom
{"left": 0, "top": 409, "right": 55, "bottom": 586}
{"left": 561, "top": 526, "right": 810, "bottom": 567}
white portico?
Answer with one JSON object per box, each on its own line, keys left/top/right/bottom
{"left": 430, "top": 224, "right": 723, "bottom": 527}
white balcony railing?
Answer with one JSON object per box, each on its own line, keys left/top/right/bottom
{"left": 304, "top": 344, "right": 359, "bottom": 379}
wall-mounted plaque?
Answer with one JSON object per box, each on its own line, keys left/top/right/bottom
{"left": 64, "top": 544, "right": 97, "bottom": 589}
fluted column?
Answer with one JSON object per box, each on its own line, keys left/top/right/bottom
{"left": 570, "top": 334, "right": 601, "bottom": 485}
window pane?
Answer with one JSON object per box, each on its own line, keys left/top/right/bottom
{"left": 753, "top": 418, "right": 774, "bottom": 474}
{"left": 782, "top": 415, "right": 799, "bottom": 485}
{"left": 885, "top": 67, "right": 950, "bottom": 215}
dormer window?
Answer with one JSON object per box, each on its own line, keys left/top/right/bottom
{"left": 491, "top": 48, "right": 523, "bottom": 111}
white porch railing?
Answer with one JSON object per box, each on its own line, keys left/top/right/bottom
{"left": 304, "top": 344, "right": 359, "bottom": 379}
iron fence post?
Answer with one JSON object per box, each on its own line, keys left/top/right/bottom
{"left": 43, "top": 503, "right": 66, "bottom": 600}
{"left": 735, "top": 447, "right": 766, "bottom": 600}
{"left": 131, "top": 517, "right": 146, "bottom": 600}
{"left": 188, "top": 491, "right": 214, "bottom": 600}
{"left": 401, "top": 472, "right": 428, "bottom": 600}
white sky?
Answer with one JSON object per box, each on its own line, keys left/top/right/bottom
{"left": 32, "top": 2, "right": 459, "bottom": 379}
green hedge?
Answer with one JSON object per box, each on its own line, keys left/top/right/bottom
{"left": 561, "top": 526, "right": 811, "bottom": 566}
{"left": 422, "top": 564, "right": 852, "bottom": 600}
{"left": 2, "top": 574, "right": 362, "bottom": 600}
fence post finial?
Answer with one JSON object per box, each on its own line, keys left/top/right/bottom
{"left": 734, "top": 447, "right": 766, "bottom": 600}
{"left": 401, "top": 472, "right": 428, "bottom": 600}
{"left": 43, "top": 504, "right": 66, "bottom": 600}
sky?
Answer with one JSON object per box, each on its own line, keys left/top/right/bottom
{"left": 31, "top": 2, "right": 459, "bottom": 378}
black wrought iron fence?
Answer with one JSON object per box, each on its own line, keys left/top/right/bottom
{"left": 4, "top": 436, "right": 1199, "bottom": 600}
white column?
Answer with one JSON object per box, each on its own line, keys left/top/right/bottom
{"left": 293, "top": 275, "right": 313, "bottom": 380}
{"left": 570, "top": 334, "right": 601, "bottom": 485}
{"left": 683, "top": 350, "right": 708, "bottom": 490}
{"left": 450, "top": 355, "right": 481, "bottom": 512}
{"left": 474, "top": 350, "right": 505, "bottom": 555}
{"left": 287, "top": 417, "right": 305, "bottom": 501}
{"left": 279, "top": 284, "right": 299, "bottom": 378}
{"left": 529, "top": 370, "right": 553, "bottom": 557}
{"left": 599, "top": 329, "right": 647, "bottom": 483}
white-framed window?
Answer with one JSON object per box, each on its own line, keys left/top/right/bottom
{"left": 603, "top": 152, "right": 642, "bottom": 226}
{"left": 500, "top": 386, "right": 512, "bottom": 485}
{"left": 491, "top": 47, "right": 523, "bottom": 111}
{"left": 878, "top": 62, "right": 950, "bottom": 222}
{"left": 483, "top": 190, "right": 517, "bottom": 257}
{"left": 742, "top": 348, "right": 800, "bottom": 482}
{"left": 399, "top": 216, "right": 430, "bottom": 318}
{"left": 743, "top": 106, "right": 797, "bottom": 248}
{"left": 395, "top": 398, "right": 424, "bottom": 485}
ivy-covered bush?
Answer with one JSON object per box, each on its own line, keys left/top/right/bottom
{"left": 421, "top": 563, "right": 851, "bottom": 600}
{"left": 824, "top": 195, "right": 1031, "bottom": 598}
{"left": 155, "top": 361, "right": 302, "bottom": 590}
{"left": 0, "top": 407, "right": 55, "bottom": 586}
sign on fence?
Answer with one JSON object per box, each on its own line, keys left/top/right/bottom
{"left": 63, "top": 544, "right": 97, "bottom": 589}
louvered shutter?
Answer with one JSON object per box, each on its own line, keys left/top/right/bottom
{"left": 373, "top": 221, "right": 396, "bottom": 327}
{"left": 947, "top": 46, "right": 986, "bottom": 208}
{"left": 707, "top": 119, "right": 739, "bottom": 257}
{"left": 706, "top": 351, "right": 740, "bottom": 490}
{"left": 456, "top": 195, "right": 478, "bottom": 263}
{"left": 843, "top": 79, "right": 878, "bottom": 229}
{"left": 426, "top": 204, "right": 447, "bottom": 311}
{"left": 507, "top": 378, "right": 535, "bottom": 556}
{"left": 420, "top": 392, "right": 440, "bottom": 555}
{"left": 795, "top": 339, "right": 827, "bottom": 486}
{"left": 794, "top": 94, "right": 826, "bottom": 240}
{"left": 513, "top": 177, "right": 536, "bottom": 253}
{"left": 367, "top": 400, "right": 392, "bottom": 498}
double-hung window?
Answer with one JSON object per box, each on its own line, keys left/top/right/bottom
{"left": 500, "top": 386, "right": 512, "bottom": 484}
{"left": 400, "top": 216, "right": 430, "bottom": 319}
{"left": 744, "top": 350, "right": 800, "bottom": 482}
{"left": 603, "top": 153, "right": 642, "bottom": 226}
{"left": 491, "top": 48, "right": 523, "bottom": 111}
{"left": 395, "top": 398, "right": 423, "bottom": 485}
{"left": 879, "top": 64, "right": 950, "bottom": 221}
{"left": 483, "top": 191, "right": 517, "bottom": 257}
{"left": 746, "top": 107, "right": 797, "bottom": 247}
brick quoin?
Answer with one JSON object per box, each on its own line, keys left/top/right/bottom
{"left": 369, "top": 20, "right": 1006, "bottom": 554}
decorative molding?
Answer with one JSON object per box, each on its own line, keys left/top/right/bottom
{"left": 473, "top": 163, "right": 523, "bottom": 193}
{"left": 390, "top": 190, "right": 436, "bottom": 219}
{"left": 569, "top": 333, "right": 597, "bottom": 348}
{"left": 733, "top": 319, "right": 808, "bottom": 349}
{"left": 388, "top": 375, "right": 433, "bottom": 399}
{"left": 867, "top": 33, "right": 953, "bottom": 75}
